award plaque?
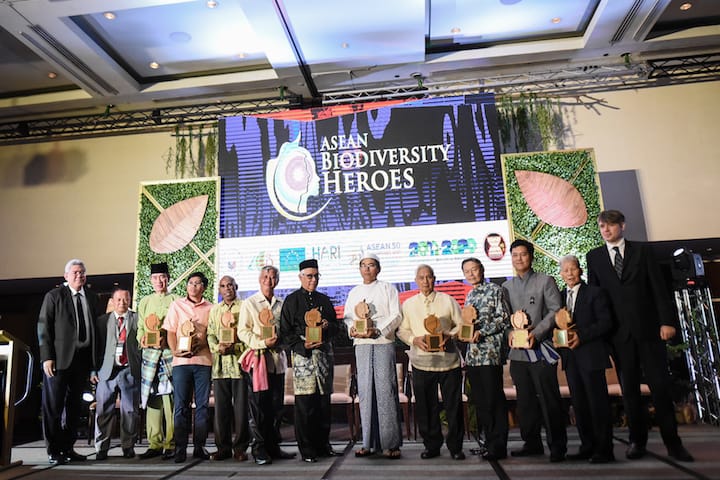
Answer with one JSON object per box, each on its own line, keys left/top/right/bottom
{"left": 143, "top": 313, "right": 161, "bottom": 348}
{"left": 424, "top": 314, "right": 443, "bottom": 352}
{"left": 353, "top": 300, "right": 371, "bottom": 335}
{"left": 219, "top": 311, "right": 236, "bottom": 344}
{"left": 305, "top": 308, "right": 322, "bottom": 343}
{"left": 459, "top": 304, "right": 477, "bottom": 342}
{"left": 258, "top": 307, "right": 275, "bottom": 340}
{"left": 510, "top": 310, "right": 531, "bottom": 349}
{"left": 177, "top": 319, "right": 195, "bottom": 353}
{"left": 553, "top": 308, "right": 574, "bottom": 348}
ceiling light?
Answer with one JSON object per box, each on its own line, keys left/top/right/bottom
{"left": 451, "top": 27, "right": 461, "bottom": 34}
{"left": 206, "top": 0, "right": 219, "bottom": 8}
{"left": 679, "top": 2, "right": 692, "bottom": 10}
{"left": 236, "top": 52, "right": 247, "bottom": 59}
{"left": 341, "top": 42, "right": 349, "bottom": 49}
{"left": 47, "top": 72, "right": 57, "bottom": 79}
{"left": 103, "top": 12, "right": 116, "bottom": 20}
{"left": 149, "top": 62, "right": 160, "bottom": 69}
{"left": 551, "top": 17, "right": 561, "bottom": 24}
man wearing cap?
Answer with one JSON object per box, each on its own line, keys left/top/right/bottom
{"left": 343, "top": 253, "right": 403, "bottom": 459}
{"left": 38, "top": 259, "right": 99, "bottom": 465}
{"left": 137, "top": 262, "right": 179, "bottom": 460}
{"left": 279, "top": 259, "right": 341, "bottom": 463}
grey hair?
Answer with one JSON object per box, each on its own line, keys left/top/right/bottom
{"left": 64, "top": 259, "right": 85, "bottom": 273}
{"left": 260, "top": 265, "right": 279, "bottom": 279}
{"left": 559, "top": 255, "right": 581, "bottom": 268}
{"left": 415, "top": 264, "right": 435, "bottom": 277}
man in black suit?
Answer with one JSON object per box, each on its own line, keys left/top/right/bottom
{"left": 557, "top": 255, "right": 614, "bottom": 463}
{"left": 92, "top": 287, "right": 142, "bottom": 460}
{"left": 38, "top": 259, "right": 100, "bottom": 465}
{"left": 586, "top": 210, "right": 693, "bottom": 462}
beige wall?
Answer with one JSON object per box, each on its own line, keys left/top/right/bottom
{"left": 1, "top": 81, "right": 718, "bottom": 280}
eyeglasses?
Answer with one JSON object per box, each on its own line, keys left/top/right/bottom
{"left": 360, "top": 263, "right": 378, "bottom": 269}
{"left": 187, "top": 281, "right": 205, "bottom": 287}
{"left": 301, "top": 273, "right": 321, "bottom": 279}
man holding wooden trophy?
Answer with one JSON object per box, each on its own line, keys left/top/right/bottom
{"left": 398, "top": 264, "right": 465, "bottom": 461}
{"left": 206, "top": 276, "right": 250, "bottom": 462}
{"left": 343, "top": 253, "right": 403, "bottom": 460}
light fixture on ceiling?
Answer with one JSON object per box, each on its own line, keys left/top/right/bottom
{"left": 551, "top": 17, "right": 561, "bottom": 24}
{"left": 341, "top": 42, "right": 349, "bottom": 49}
{"left": 47, "top": 72, "right": 57, "bottom": 79}
{"left": 236, "top": 52, "right": 247, "bottom": 59}
{"left": 451, "top": 27, "right": 461, "bottom": 34}
{"left": 149, "top": 61, "right": 160, "bottom": 69}
{"left": 206, "top": 0, "right": 219, "bottom": 8}
{"left": 680, "top": 2, "right": 692, "bottom": 11}
{"left": 103, "top": 12, "right": 116, "bottom": 20}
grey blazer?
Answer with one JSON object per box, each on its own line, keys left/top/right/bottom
{"left": 95, "top": 310, "right": 142, "bottom": 381}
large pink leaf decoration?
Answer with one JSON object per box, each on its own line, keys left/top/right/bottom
{"left": 514, "top": 170, "right": 587, "bottom": 227}
{"left": 149, "top": 195, "right": 209, "bottom": 253}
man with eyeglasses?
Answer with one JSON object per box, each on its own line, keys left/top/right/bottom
{"left": 38, "top": 259, "right": 100, "bottom": 465}
{"left": 279, "top": 259, "right": 341, "bottom": 463}
{"left": 163, "top": 272, "right": 213, "bottom": 463}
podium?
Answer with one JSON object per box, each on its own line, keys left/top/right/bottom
{"left": 0, "top": 331, "right": 33, "bottom": 469}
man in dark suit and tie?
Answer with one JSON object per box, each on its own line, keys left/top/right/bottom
{"left": 92, "top": 287, "right": 142, "bottom": 460}
{"left": 38, "top": 259, "right": 100, "bottom": 465}
{"left": 586, "top": 210, "right": 693, "bottom": 462}
{"left": 557, "top": 255, "right": 614, "bottom": 463}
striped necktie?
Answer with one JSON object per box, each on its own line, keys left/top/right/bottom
{"left": 613, "top": 246, "right": 623, "bottom": 279}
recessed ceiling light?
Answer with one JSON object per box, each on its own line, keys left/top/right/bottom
{"left": 451, "top": 27, "right": 461, "bottom": 34}
{"left": 206, "top": 0, "right": 219, "bottom": 8}
{"left": 47, "top": 72, "right": 57, "bottom": 79}
{"left": 149, "top": 61, "right": 160, "bottom": 69}
{"left": 236, "top": 52, "right": 247, "bottom": 59}
{"left": 551, "top": 17, "right": 561, "bottom": 24}
{"left": 341, "top": 42, "right": 349, "bottom": 49}
{"left": 680, "top": 2, "right": 692, "bottom": 10}
{"left": 103, "top": 12, "right": 116, "bottom": 20}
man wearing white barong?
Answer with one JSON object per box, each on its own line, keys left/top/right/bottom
{"left": 344, "top": 253, "right": 403, "bottom": 459}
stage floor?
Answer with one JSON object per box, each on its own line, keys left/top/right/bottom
{"left": 2, "top": 425, "right": 718, "bottom": 480}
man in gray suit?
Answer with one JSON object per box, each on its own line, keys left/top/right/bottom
{"left": 38, "top": 259, "right": 99, "bottom": 465}
{"left": 92, "top": 287, "right": 142, "bottom": 460}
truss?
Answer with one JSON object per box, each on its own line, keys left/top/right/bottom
{"left": 0, "top": 52, "right": 719, "bottom": 145}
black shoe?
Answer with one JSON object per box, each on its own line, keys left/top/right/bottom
{"left": 139, "top": 448, "right": 163, "bottom": 459}
{"left": 272, "top": 449, "right": 297, "bottom": 459}
{"left": 511, "top": 446, "right": 544, "bottom": 457}
{"left": 302, "top": 456, "right": 317, "bottom": 463}
{"left": 589, "top": 453, "right": 615, "bottom": 464}
{"left": 320, "top": 446, "right": 340, "bottom": 457}
{"left": 193, "top": 448, "right": 210, "bottom": 460}
{"left": 174, "top": 450, "right": 187, "bottom": 463}
{"left": 122, "top": 447, "right": 135, "bottom": 459}
{"left": 96, "top": 451, "right": 108, "bottom": 461}
{"left": 420, "top": 449, "right": 440, "bottom": 459}
{"left": 451, "top": 451, "right": 466, "bottom": 460}
{"left": 210, "top": 450, "right": 232, "bottom": 461}
{"left": 625, "top": 443, "right": 646, "bottom": 460}
{"left": 549, "top": 451, "right": 566, "bottom": 463}
{"left": 567, "top": 450, "right": 592, "bottom": 460}
{"left": 482, "top": 451, "right": 507, "bottom": 461}
{"left": 254, "top": 455, "right": 272, "bottom": 465}
{"left": 48, "top": 453, "right": 67, "bottom": 465}
{"left": 162, "top": 449, "right": 175, "bottom": 460}
{"left": 667, "top": 445, "right": 694, "bottom": 462}
{"left": 65, "top": 450, "right": 86, "bottom": 462}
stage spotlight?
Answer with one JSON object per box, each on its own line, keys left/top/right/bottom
{"left": 671, "top": 247, "right": 705, "bottom": 288}
{"left": 151, "top": 108, "right": 162, "bottom": 125}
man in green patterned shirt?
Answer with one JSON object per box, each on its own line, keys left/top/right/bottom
{"left": 206, "top": 275, "right": 250, "bottom": 461}
{"left": 137, "top": 262, "right": 178, "bottom": 460}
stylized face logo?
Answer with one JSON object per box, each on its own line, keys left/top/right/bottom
{"left": 265, "top": 132, "right": 330, "bottom": 221}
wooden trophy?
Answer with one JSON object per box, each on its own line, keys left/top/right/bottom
{"left": 424, "top": 314, "right": 443, "bottom": 352}
{"left": 353, "top": 300, "right": 371, "bottom": 335}
{"left": 459, "top": 304, "right": 477, "bottom": 342}
{"left": 553, "top": 308, "right": 574, "bottom": 348}
{"left": 219, "top": 311, "right": 236, "bottom": 344}
{"left": 177, "top": 319, "right": 195, "bottom": 353}
{"left": 259, "top": 307, "right": 275, "bottom": 340}
{"left": 510, "top": 310, "right": 531, "bottom": 349}
{"left": 304, "top": 308, "right": 322, "bottom": 343}
{"left": 143, "top": 313, "right": 161, "bottom": 348}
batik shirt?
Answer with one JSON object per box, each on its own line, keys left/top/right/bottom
{"left": 464, "top": 282, "right": 510, "bottom": 367}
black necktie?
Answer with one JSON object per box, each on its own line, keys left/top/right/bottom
{"left": 613, "top": 246, "right": 623, "bottom": 279}
{"left": 76, "top": 293, "right": 87, "bottom": 342}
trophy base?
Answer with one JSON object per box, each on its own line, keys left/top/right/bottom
{"left": 512, "top": 329, "right": 530, "bottom": 349}
{"left": 144, "top": 331, "right": 160, "bottom": 348}
{"left": 354, "top": 319, "right": 368, "bottom": 335}
{"left": 218, "top": 327, "right": 235, "bottom": 344}
{"left": 260, "top": 325, "right": 275, "bottom": 340}
{"left": 458, "top": 324, "right": 474, "bottom": 343}
{"left": 177, "top": 335, "right": 193, "bottom": 353}
{"left": 425, "top": 334, "right": 442, "bottom": 352}
{"left": 553, "top": 329, "right": 570, "bottom": 348}
{"left": 305, "top": 326, "right": 322, "bottom": 343}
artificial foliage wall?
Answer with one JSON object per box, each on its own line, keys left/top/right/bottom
{"left": 133, "top": 177, "right": 220, "bottom": 304}
{"left": 500, "top": 149, "right": 603, "bottom": 287}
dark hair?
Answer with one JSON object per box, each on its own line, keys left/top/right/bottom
{"left": 461, "top": 257, "right": 484, "bottom": 271}
{"left": 111, "top": 285, "right": 131, "bottom": 296}
{"left": 509, "top": 239, "right": 534, "bottom": 259}
{"left": 597, "top": 209, "right": 625, "bottom": 224}
{"left": 188, "top": 272, "right": 209, "bottom": 288}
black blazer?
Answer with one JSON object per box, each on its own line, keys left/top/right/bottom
{"left": 586, "top": 240, "right": 677, "bottom": 343}
{"left": 38, "top": 285, "right": 100, "bottom": 371}
{"left": 95, "top": 311, "right": 142, "bottom": 381}
{"left": 559, "top": 282, "right": 612, "bottom": 372}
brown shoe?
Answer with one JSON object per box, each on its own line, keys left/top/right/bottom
{"left": 234, "top": 451, "right": 248, "bottom": 462}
